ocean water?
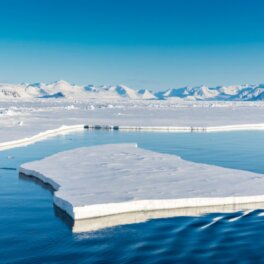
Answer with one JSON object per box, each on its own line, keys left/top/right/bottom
{"left": 1, "top": 130, "right": 264, "bottom": 263}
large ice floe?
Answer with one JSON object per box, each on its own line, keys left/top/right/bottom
{"left": 20, "top": 144, "right": 264, "bottom": 222}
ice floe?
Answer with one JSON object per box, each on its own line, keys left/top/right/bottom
{"left": 19, "top": 144, "right": 264, "bottom": 221}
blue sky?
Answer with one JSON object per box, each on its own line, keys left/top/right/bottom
{"left": 1, "top": 0, "right": 264, "bottom": 90}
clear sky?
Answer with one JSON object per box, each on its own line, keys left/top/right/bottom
{"left": 1, "top": 0, "right": 264, "bottom": 90}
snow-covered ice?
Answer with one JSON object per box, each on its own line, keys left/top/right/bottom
{"left": 2, "top": 100, "right": 264, "bottom": 150}
{"left": 20, "top": 144, "right": 264, "bottom": 221}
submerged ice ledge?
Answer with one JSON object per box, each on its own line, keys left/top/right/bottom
{"left": 19, "top": 144, "right": 264, "bottom": 221}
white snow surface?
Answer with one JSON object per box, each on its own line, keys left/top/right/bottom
{"left": 2, "top": 100, "right": 264, "bottom": 150}
{"left": 20, "top": 144, "right": 264, "bottom": 220}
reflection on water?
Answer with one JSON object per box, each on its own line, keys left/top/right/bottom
{"left": 73, "top": 203, "right": 264, "bottom": 233}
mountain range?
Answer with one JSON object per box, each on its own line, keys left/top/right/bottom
{"left": 2, "top": 80, "right": 264, "bottom": 101}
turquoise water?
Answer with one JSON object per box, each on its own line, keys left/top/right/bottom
{"left": 1, "top": 130, "right": 264, "bottom": 263}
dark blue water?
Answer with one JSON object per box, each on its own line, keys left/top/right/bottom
{"left": 1, "top": 131, "right": 264, "bottom": 263}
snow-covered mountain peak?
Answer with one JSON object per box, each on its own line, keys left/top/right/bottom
{"left": 47, "top": 80, "right": 74, "bottom": 90}
{"left": 106, "top": 84, "right": 139, "bottom": 99}
{"left": 138, "top": 89, "right": 156, "bottom": 99}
